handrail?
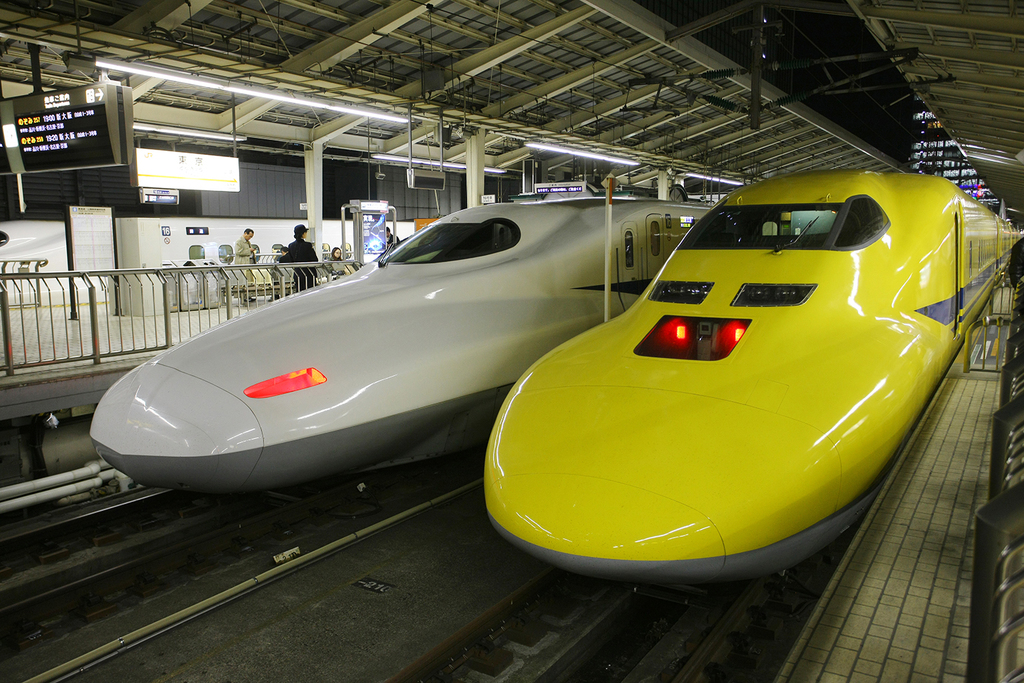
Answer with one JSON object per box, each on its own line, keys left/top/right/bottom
{"left": 970, "top": 277, "right": 1024, "bottom": 683}
{"left": 0, "top": 262, "right": 350, "bottom": 376}
{"left": 965, "top": 316, "right": 1008, "bottom": 373}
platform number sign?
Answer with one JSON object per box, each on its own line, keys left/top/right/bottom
{"left": 355, "top": 578, "right": 395, "bottom": 594}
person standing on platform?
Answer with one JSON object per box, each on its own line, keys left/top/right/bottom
{"left": 1010, "top": 238, "right": 1024, "bottom": 290}
{"left": 234, "top": 228, "right": 256, "bottom": 301}
{"left": 281, "top": 224, "right": 319, "bottom": 292}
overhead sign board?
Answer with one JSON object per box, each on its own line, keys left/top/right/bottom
{"left": 135, "top": 148, "right": 240, "bottom": 192}
{"left": 0, "top": 82, "right": 133, "bottom": 175}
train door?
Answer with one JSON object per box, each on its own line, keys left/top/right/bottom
{"left": 954, "top": 209, "right": 963, "bottom": 338}
{"left": 647, "top": 214, "right": 667, "bottom": 272}
{"left": 618, "top": 221, "right": 649, "bottom": 303}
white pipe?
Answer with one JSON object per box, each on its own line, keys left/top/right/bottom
{"left": 0, "top": 459, "right": 110, "bottom": 502}
{"left": 0, "top": 470, "right": 117, "bottom": 514}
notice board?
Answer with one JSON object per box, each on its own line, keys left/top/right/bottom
{"left": 66, "top": 205, "right": 115, "bottom": 270}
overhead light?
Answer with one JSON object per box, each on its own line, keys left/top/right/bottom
{"left": 372, "top": 153, "right": 506, "bottom": 174}
{"left": 526, "top": 142, "right": 640, "bottom": 167}
{"left": 134, "top": 124, "right": 246, "bottom": 143}
{"left": 685, "top": 172, "right": 744, "bottom": 186}
{"left": 95, "top": 58, "right": 408, "bottom": 124}
{"left": 1016, "top": 149, "right": 1024, "bottom": 165}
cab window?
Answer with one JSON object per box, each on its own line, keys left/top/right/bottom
{"left": 833, "top": 196, "right": 890, "bottom": 249}
{"left": 680, "top": 203, "right": 841, "bottom": 250}
{"left": 380, "top": 219, "right": 520, "bottom": 265}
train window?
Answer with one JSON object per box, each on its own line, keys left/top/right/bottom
{"left": 219, "top": 244, "right": 233, "bottom": 264}
{"left": 680, "top": 203, "right": 842, "bottom": 251}
{"left": 380, "top": 219, "right": 521, "bottom": 265}
{"left": 832, "top": 197, "right": 890, "bottom": 250}
{"left": 188, "top": 245, "right": 205, "bottom": 260}
{"left": 625, "top": 230, "right": 634, "bottom": 268}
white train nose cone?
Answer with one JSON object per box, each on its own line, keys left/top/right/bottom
{"left": 91, "top": 363, "right": 264, "bottom": 492}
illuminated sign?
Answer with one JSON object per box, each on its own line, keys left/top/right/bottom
{"left": 536, "top": 182, "right": 585, "bottom": 194}
{"left": 359, "top": 200, "right": 389, "bottom": 213}
{"left": 186, "top": 227, "right": 209, "bottom": 235}
{"left": 135, "top": 148, "right": 240, "bottom": 192}
{"left": 140, "top": 188, "right": 180, "bottom": 204}
{"left": 1, "top": 83, "right": 133, "bottom": 174}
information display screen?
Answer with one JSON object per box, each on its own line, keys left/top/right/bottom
{"left": 0, "top": 83, "right": 133, "bottom": 175}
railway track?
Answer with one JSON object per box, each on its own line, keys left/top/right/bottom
{"left": 388, "top": 531, "right": 852, "bottom": 683}
{"left": 0, "top": 450, "right": 488, "bottom": 679}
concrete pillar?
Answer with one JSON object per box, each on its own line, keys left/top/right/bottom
{"left": 658, "top": 169, "right": 670, "bottom": 200}
{"left": 304, "top": 140, "right": 324, "bottom": 256}
{"left": 466, "top": 128, "right": 487, "bottom": 208}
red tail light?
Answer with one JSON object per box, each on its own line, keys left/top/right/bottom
{"left": 244, "top": 368, "right": 327, "bottom": 398}
{"left": 634, "top": 316, "right": 750, "bottom": 361}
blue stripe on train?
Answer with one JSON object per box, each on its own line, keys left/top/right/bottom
{"left": 915, "top": 261, "right": 1000, "bottom": 325}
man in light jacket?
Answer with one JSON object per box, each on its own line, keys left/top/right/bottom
{"left": 234, "top": 228, "right": 256, "bottom": 300}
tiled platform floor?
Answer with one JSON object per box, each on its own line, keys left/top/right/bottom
{"left": 776, "top": 374, "right": 997, "bottom": 683}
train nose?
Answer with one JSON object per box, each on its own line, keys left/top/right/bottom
{"left": 91, "top": 363, "right": 264, "bottom": 492}
{"left": 486, "top": 385, "right": 841, "bottom": 582}
{"left": 487, "top": 473, "right": 726, "bottom": 584}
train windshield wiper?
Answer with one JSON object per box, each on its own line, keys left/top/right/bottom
{"left": 772, "top": 215, "right": 819, "bottom": 254}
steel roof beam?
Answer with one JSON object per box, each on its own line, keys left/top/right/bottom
{"left": 543, "top": 83, "right": 663, "bottom": 132}
{"left": 281, "top": 0, "right": 428, "bottom": 74}
{"left": 482, "top": 38, "right": 655, "bottom": 118}
{"left": 114, "top": 0, "right": 216, "bottom": 34}
{"left": 859, "top": 5, "right": 1024, "bottom": 39}
{"left": 903, "top": 66, "right": 1024, "bottom": 95}
{"left": 927, "top": 86, "right": 1024, "bottom": 110}
{"left": 894, "top": 42, "right": 1024, "bottom": 71}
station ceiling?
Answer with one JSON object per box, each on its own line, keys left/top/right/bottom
{"left": 0, "top": 0, "right": 1019, "bottom": 212}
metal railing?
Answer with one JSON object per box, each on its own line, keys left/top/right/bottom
{"left": 970, "top": 278, "right": 1024, "bottom": 683}
{"left": 0, "top": 261, "right": 360, "bottom": 376}
{"left": 965, "top": 278, "right": 1015, "bottom": 373}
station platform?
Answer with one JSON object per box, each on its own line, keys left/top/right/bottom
{"left": 775, "top": 367, "right": 997, "bottom": 683}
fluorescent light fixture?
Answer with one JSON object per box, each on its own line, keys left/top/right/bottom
{"left": 685, "top": 172, "right": 744, "bottom": 186}
{"left": 526, "top": 142, "right": 640, "bottom": 167}
{"left": 134, "top": 124, "right": 246, "bottom": 143}
{"left": 372, "top": 153, "right": 506, "bottom": 174}
{"left": 96, "top": 58, "right": 407, "bottom": 124}
{"left": 963, "top": 150, "right": 1018, "bottom": 167}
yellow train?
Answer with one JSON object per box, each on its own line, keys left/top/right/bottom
{"left": 485, "top": 170, "right": 1012, "bottom": 584}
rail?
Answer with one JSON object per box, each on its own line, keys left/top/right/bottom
{"left": 965, "top": 277, "right": 1014, "bottom": 374}
{"left": 0, "top": 261, "right": 360, "bottom": 376}
{"left": 969, "top": 279, "right": 1024, "bottom": 683}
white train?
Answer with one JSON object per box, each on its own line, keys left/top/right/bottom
{"left": 0, "top": 217, "right": 419, "bottom": 270}
{"left": 89, "top": 198, "right": 708, "bottom": 492}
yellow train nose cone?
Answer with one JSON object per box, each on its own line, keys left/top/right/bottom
{"left": 486, "top": 473, "right": 726, "bottom": 583}
{"left": 486, "top": 384, "right": 841, "bottom": 582}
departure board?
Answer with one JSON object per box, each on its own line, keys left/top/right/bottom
{"left": 0, "top": 83, "right": 133, "bottom": 175}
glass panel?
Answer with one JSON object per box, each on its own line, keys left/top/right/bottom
{"left": 188, "top": 245, "right": 205, "bottom": 260}
{"left": 833, "top": 197, "right": 890, "bottom": 249}
{"left": 680, "top": 203, "right": 843, "bottom": 250}
{"left": 381, "top": 220, "right": 520, "bottom": 265}
{"left": 625, "top": 230, "right": 634, "bottom": 268}
{"left": 219, "top": 244, "right": 233, "bottom": 264}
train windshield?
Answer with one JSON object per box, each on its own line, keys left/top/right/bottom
{"left": 380, "top": 219, "right": 521, "bottom": 265}
{"left": 679, "top": 203, "right": 843, "bottom": 251}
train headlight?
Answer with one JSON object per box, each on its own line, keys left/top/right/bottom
{"left": 650, "top": 281, "right": 714, "bottom": 304}
{"left": 634, "top": 316, "right": 750, "bottom": 361}
{"left": 244, "top": 368, "right": 327, "bottom": 398}
{"left": 731, "top": 284, "right": 816, "bottom": 307}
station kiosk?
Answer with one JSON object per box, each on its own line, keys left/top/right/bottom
{"left": 341, "top": 200, "right": 398, "bottom": 263}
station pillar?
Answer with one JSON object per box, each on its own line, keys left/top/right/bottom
{"left": 466, "top": 128, "right": 487, "bottom": 208}
{"left": 658, "top": 169, "right": 670, "bottom": 200}
{"left": 304, "top": 140, "right": 325, "bottom": 255}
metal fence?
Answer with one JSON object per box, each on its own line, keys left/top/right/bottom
{"left": 0, "top": 261, "right": 359, "bottom": 376}
{"left": 970, "top": 280, "right": 1024, "bottom": 683}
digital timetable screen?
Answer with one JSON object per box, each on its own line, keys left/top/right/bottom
{"left": 0, "top": 83, "right": 133, "bottom": 175}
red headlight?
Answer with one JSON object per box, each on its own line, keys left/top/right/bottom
{"left": 244, "top": 368, "right": 327, "bottom": 398}
{"left": 634, "top": 316, "right": 750, "bottom": 360}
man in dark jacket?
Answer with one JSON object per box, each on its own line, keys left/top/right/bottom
{"left": 1010, "top": 238, "right": 1024, "bottom": 290}
{"left": 280, "top": 224, "right": 319, "bottom": 292}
